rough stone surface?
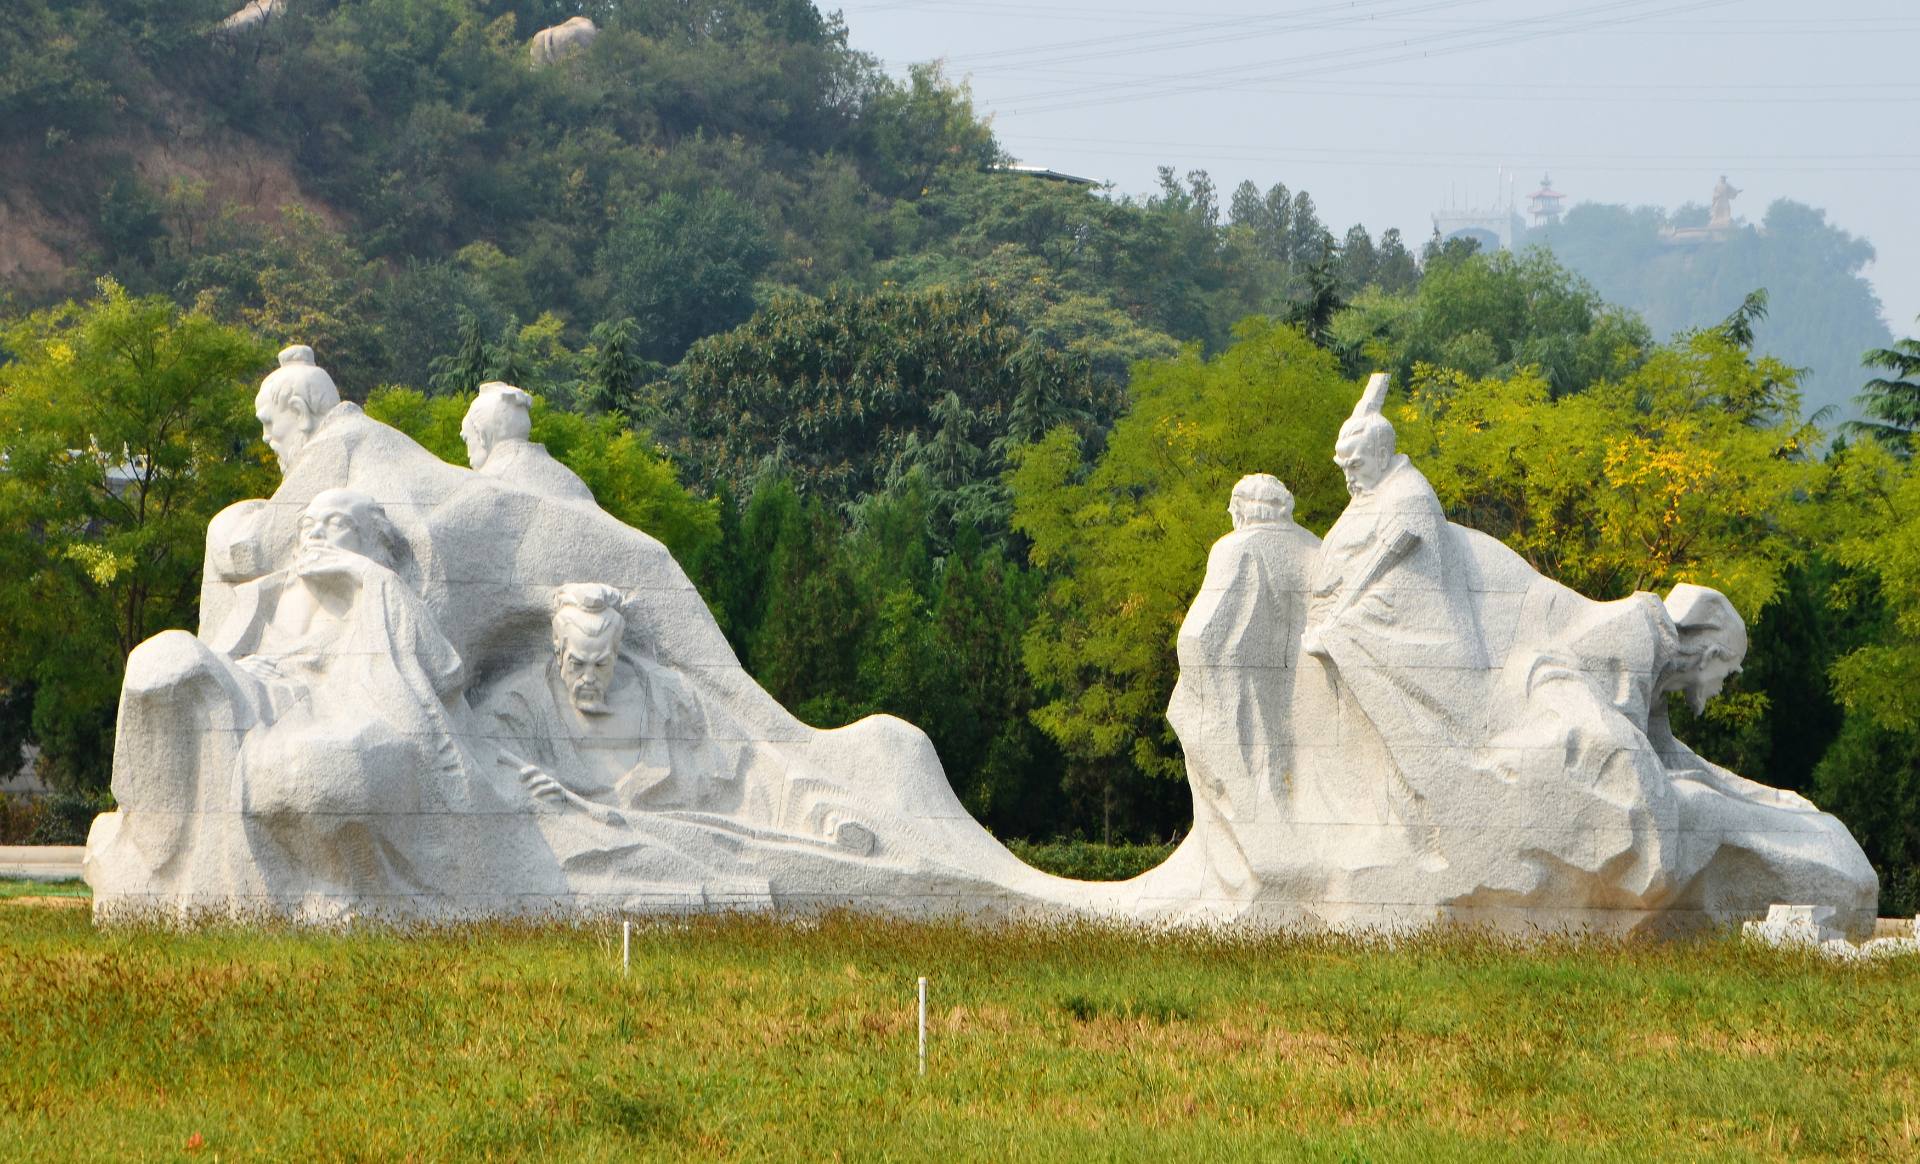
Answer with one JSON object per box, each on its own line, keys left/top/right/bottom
{"left": 85, "top": 362, "right": 1881, "bottom": 934}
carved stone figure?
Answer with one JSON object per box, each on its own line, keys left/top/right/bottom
{"left": 530, "top": 16, "right": 598, "bottom": 67}
{"left": 460, "top": 381, "right": 594, "bottom": 503}
{"left": 1135, "top": 376, "right": 1877, "bottom": 934}
{"left": 1166, "top": 474, "right": 1317, "bottom": 902}
{"left": 253, "top": 345, "right": 340, "bottom": 474}
{"left": 88, "top": 488, "right": 542, "bottom": 913}
{"left": 483, "top": 583, "right": 736, "bottom": 820}
{"left": 1303, "top": 373, "right": 1480, "bottom": 872}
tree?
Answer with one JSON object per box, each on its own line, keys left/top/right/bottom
{"left": 1395, "top": 326, "right": 1821, "bottom": 616}
{"left": 1009, "top": 320, "right": 1351, "bottom": 833}
{"left": 1330, "top": 247, "right": 1649, "bottom": 398}
{"left": 598, "top": 190, "right": 775, "bottom": 364}
{"left": 1287, "top": 248, "right": 1343, "bottom": 350}
{"left": 1849, "top": 317, "right": 1920, "bottom": 454}
{"left": 670, "top": 284, "right": 1111, "bottom": 512}
{"left": 1334, "top": 223, "right": 1377, "bottom": 295}
{"left": 1373, "top": 228, "right": 1419, "bottom": 295}
{"left": 0, "top": 281, "right": 275, "bottom": 790}
{"left": 581, "top": 317, "right": 656, "bottom": 419}
{"left": 1820, "top": 441, "right": 1920, "bottom": 735}
{"left": 1532, "top": 198, "right": 1893, "bottom": 419}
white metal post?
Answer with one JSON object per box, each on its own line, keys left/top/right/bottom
{"left": 622, "top": 919, "right": 631, "bottom": 977}
{"left": 917, "top": 976, "right": 928, "bottom": 1076}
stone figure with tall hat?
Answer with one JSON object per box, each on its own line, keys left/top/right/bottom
{"left": 1302, "top": 371, "right": 1479, "bottom": 872}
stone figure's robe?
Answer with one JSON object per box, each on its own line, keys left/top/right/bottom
{"left": 479, "top": 439, "right": 595, "bottom": 505}
{"left": 1467, "top": 566, "right": 1875, "bottom": 926}
{"left": 1167, "top": 520, "right": 1320, "bottom": 901}
{"left": 1306, "top": 455, "right": 1487, "bottom": 867}
{"left": 1472, "top": 586, "right": 1684, "bottom": 908}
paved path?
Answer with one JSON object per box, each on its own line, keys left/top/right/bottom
{"left": 0, "top": 846, "right": 85, "bottom": 881}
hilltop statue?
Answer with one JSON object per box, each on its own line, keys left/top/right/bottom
{"left": 530, "top": 16, "right": 598, "bottom": 67}
{"left": 84, "top": 349, "right": 1880, "bottom": 937}
{"left": 1710, "top": 175, "right": 1741, "bottom": 230}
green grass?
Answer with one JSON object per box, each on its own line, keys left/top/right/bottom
{"left": 0, "top": 877, "right": 88, "bottom": 900}
{"left": 2, "top": 906, "right": 1917, "bottom": 1162}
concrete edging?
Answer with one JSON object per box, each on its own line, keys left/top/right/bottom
{"left": 0, "top": 846, "right": 85, "bottom": 882}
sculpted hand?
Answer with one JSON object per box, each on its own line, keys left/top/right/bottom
{"left": 295, "top": 543, "right": 374, "bottom": 584}
{"left": 235, "top": 654, "right": 283, "bottom": 681}
{"left": 519, "top": 764, "right": 571, "bottom": 805}
{"left": 1301, "top": 625, "right": 1330, "bottom": 659}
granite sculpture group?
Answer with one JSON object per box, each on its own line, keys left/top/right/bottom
{"left": 83, "top": 352, "right": 1881, "bottom": 936}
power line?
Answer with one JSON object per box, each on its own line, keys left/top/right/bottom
{"left": 998, "top": 0, "right": 1743, "bottom": 114}
{"left": 933, "top": 0, "right": 1487, "bottom": 69}
{"left": 954, "top": 0, "right": 1504, "bottom": 70}
{"left": 981, "top": 79, "right": 1920, "bottom": 104}
{"left": 1002, "top": 137, "right": 1920, "bottom": 162}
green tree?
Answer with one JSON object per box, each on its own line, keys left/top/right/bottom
{"left": 671, "top": 284, "right": 1111, "bottom": 511}
{"left": 1396, "top": 326, "right": 1821, "bottom": 616}
{"left": 599, "top": 190, "right": 775, "bottom": 364}
{"left": 0, "top": 281, "right": 275, "bottom": 790}
{"left": 1849, "top": 316, "right": 1920, "bottom": 454}
{"left": 1331, "top": 247, "right": 1649, "bottom": 398}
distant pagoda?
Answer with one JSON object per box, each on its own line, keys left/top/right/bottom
{"left": 1527, "top": 174, "right": 1565, "bottom": 227}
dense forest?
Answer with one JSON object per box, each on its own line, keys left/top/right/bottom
{"left": 2, "top": 0, "right": 1919, "bottom": 911}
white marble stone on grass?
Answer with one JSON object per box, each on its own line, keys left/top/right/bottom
{"left": 1743, "top": 903, "right": 1845, "bottom": 947}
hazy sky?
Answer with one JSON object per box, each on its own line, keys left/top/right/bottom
{"left": 836, "top": 0, "right": 1919, "bottom": 333}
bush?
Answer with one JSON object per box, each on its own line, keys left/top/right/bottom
{"left": 22, "top": 789, "right": 109, "bottom": 846}
{"left": 0, "top": 794, "right": 48, "bottom": 845}
{"left": 1006, "top": 838, "right": 1177, "bottom": 882}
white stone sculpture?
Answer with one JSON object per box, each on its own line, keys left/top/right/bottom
{"left": 89, "top": 348, "right": 1057, "bottom": 920}
{"left": 216, "top": 0, "right": 285, "bottom": 38}
{"left": 461, "top": 381, "right": 595, "bottom": 503}
{"left": 84, "top": 354, "right": 1881, "bottom": 937}
{"left": 530, "top": 16, "right": 598, "bottom": 67}
{"left": 1118, "top": 374, "right": 1878, "bottom": 936}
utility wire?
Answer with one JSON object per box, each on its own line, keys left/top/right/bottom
{"left": 1000, "top": 0, "right": 1743, "bottom": 114}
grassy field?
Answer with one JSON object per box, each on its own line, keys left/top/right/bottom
{"left": 3, "top": 893, "right": 1918, "bottom": 1162}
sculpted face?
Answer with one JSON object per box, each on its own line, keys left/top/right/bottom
{"left": 256, "top": 391, "right": 315, "bottom": 473}
{"left": 1680, "top": 637, "right": 1745, "bottom": 715}
{"left": 1333, "top": 428, "right": 1389, "bottom": 497}
{"left": 459, "top": 410, "right": 490, "bottom": 470}
{"left": 297, "top": 493, "right": 368, "bottom": 561}
{"left": 557, "top": 631, "right": 619, "bottom": 714}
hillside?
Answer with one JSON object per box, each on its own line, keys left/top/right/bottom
{"left": 1528, "top": 200, "right": 1894, "bottom": 420}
